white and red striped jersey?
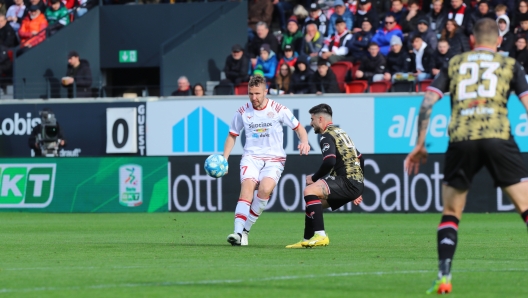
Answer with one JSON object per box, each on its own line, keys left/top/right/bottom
{"left": 229, "top": 99, "right": 300, "bottom": 158}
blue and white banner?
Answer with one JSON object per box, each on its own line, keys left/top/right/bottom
{"left": 146, "top": 95, "right": 528, "bottom": 155}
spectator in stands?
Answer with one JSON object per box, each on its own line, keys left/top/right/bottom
{"left": 513, "top": 0, "right": 528, "bottom": 32}
{"left": 270, "top": 63, "right": 292, "bottom": 94}
{"left": 248, "top": 0, "right": 273, "bottom": 40}
{"left": 495, "top": 4, "right": 508, "bottom": 18}
{"left": 355, "top": 42, "right": 386, "bottom": 82}
{"left": 309, "top": 59, "right": 340, "bottom": 94}
{"left": 513, "top": 36, "right": 528, "bottom": 66}
{"left": 389, "top": 0, "right": 406, "bottom": 24}
{"left": 320, "top": 17, "right": 353, "bottom": 64}
{"left": 498, "top": 15, "right": 514, "bottom": 55}
{"left": 432, "top": 39, "right": 453, "bottom": 76}
{"left": 300, "top": 20, "right": 324, "bottom": 63}
{"left": 348, "top": 18, "right": 374, "bottom": 62}
{"left": 171, "top": 76, "right": 191, "bottom": 96}
{"left": 353, "top": 0, "right": 378, "bottom": 33}
{"left": 281, "top": 16, "right": 303, "bottom": 53}
{"left": 18, "top": 5, "right": 48, "bottom": 49}
{"left": 491, "top": 0, "right": 514, "bottom": 18}
{"left": 427, "top": 0, "right": 447, "bottom": 37}
{"left": 291, "top": 55, "right": 313, "bottom": 94}
{"left": 6, "top": 0, "right": 25, "bottom": 32}
{"left": 408, "top": 19, "right": 438, "bottom": 53}
{"left": 19, "top": 0, "right": 46, "bottom": 27}
{"left": 248, "top": 22, "right": 279, "bottom": 67}
{"left": 372, "top": 14, "right": 404, "bottom": 56}
{"left": 401, "top": 0, "right": 425, "bottom": 34}
{"left": 448, "top": 0, "right": 471, "bottom": 33}
{"left": 384, "top": 35, "right": 411, "bottom": 82}
{"left": 274, "top": 0, "right": 293, "bottom": 32}
{"left": 517, "top": 14, "right": 528, "bottom": 39}
{"left": 276, "top": 44, "right": 297, "bottom": 75}
{"left": 467, "top": 1, "right": 495, "bottom": 34}
{"left": 441, "top": 19, "right": 470, "bottom": 55}
{"left": 304, "top": 3, "right": 328, "bottom": 36}
{"left": 45, "top": 0, "right": 69, "bottom": 36}
{"left": 223, "top": 44, "right": 249, "bottom": 86}
{"left": 253, "top": 43, "right": 277, "bottom": 81}
{"left": 192, "top": 83, "right": 205, "bottom": 97}
{"left": 373, "top": 0, "right": 392, "bottom": 22}
{"left": 62, "top": 51, "right": 92, "bottom": 98}
{"left": 328, "top": 0, "right": 354, "bottom": 37}
{"left": 409, "top": 35, "right": 434, "bottom": 81}
{"left": 0, "top": 15, "right": 17, "bottom": 48}
{"left": 0, "top": 45, "right": 11, "bottom": 85}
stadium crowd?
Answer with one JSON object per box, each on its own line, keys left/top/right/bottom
{"left": 179, "top": 0, "right": 528, "bottom": 95}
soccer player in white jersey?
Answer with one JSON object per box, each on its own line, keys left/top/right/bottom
{"left": 223, "top": 75, "right": 310, "bottom": 246}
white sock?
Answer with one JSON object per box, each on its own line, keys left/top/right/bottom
{"left": 314, "top": 230, "right": 326, "bottom": 237}
{"left": 234, "top": 199, "right": 251, "bottom": 234}
{"left": 244, "top": 194, "right": 269, "bottom": 232}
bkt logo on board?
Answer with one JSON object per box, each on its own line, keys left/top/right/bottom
{"left": 0, "top": 164, "right": 56, "bottom": 208}
{"left": 172, "top": 107, "right": 229, "bottom": 153}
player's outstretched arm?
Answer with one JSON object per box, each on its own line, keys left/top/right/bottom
{"left": 294, "top": 125, "right": 310, "bottom": 155}
{"left": 404, "top": 91, "right": 440, "bottom": 175}
{"left": 222, "top": 134, "right": 237, "bottom": 161}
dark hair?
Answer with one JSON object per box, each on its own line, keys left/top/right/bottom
{"left": 438, "top": 38, "right": 449, "bottom": 44}
{"left": 50, "top": 0, "right": 60, "bottom": 4}
{"left": 385, "top": 14, "right": 396, "bottom": 22}
{"left": 408, "top": 0, "right": 419, "bottom": 7}
{"left": 368, "top": 42, "right": 379, "bottom": 48}
{"left": 411, "top": 35, "right": 423, "bottom": 43}
{"left": 192, "top": 83, "right": 205, "bottom": 95}
{"left": 441, "top": 19, "right": 459, "bottom": 39}
{"left": 309, "top": 103, "right": 332, "bottom": 116}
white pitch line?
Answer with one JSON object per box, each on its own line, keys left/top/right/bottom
{"left": 0, "top": 268, "right": 527, "bottom": 294}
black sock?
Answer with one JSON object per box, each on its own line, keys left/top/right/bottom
{"left": 437, "top": 215, "right": 459, "bottom": 276}
{"left": 304, "top": 195, "right": 324, "bottom": 233}
{"left": 521, "top": 210, "right": 528, "bottom": 228}
{"left": 303, "top": 211, "right": 314, "bottom": 240}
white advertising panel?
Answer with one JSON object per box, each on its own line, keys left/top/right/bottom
{"left": 146, "top": 97, "right": 374, "bottom": 156}
{"left": 106, "top": 108, "right": 138, "bottom": 153}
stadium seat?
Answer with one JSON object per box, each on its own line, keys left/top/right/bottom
{"left": 330, "top": 61, "right": 352, "bottom": 93}
{"left": 390, "top": 81, "right": 415, "bottom": 92}
{"left": 234, "top": 82, "right": 248, "bottom": 95}
{"left": 369, "top": 81, "right": 391, "bottom": 93}
{"left": 213, "top": 84, "right": 234, "bottom": 95}
{"left": 418, "top": 79, "right": 433, "bottom": 92}
{"left": 345, "top": 81, "right": 368, "bottom": 93}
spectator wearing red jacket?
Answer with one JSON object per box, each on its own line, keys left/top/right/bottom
{"left": 19, "top": 5, "right": 48, "bottom": 48}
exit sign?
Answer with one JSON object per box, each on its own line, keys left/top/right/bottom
{"left": 119, "top": 50, "right": 137, "bottom": 63}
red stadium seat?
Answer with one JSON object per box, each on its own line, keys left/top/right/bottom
{"left": 330, "top": 61, "right": 352, "bottom": 93}
{"left": 345, "top": 81, "right": 368, "bottom": 93}
{"left": 418, "top": 79, "right": 433, "bottom": 92}
{"left": 234, "top": 82, "right": 248, "bottom": 95}
{"left": 369, "top": 81, "right": 391, "bottom": 93}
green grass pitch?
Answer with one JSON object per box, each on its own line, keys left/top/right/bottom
{"left": 1, "top": 212, "right": 528, "bottom": 297}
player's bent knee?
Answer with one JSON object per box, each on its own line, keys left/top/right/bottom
{"left": 303, "top": 184, "right": 321, "bottom": 198}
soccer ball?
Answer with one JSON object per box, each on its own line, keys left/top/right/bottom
{"left": 204, "top": 154, "right": 228, "bottom": 178}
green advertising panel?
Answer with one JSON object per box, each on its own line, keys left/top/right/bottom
{"left": 0, "top": 157, "right": 168, "bottom": 212}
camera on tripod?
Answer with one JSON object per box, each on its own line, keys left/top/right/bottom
{"left": 37, "top": 110, "right": 61, "bottom": 157}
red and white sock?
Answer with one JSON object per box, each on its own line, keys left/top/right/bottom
{"left": 244, "top": 194, "right": 269, "bottom": 232}
{"left": 234, "top": 198, "right": 251, "bottom": 234}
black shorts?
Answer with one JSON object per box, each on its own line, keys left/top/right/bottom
{"left": 443, "top": 138, "right": 528, "bottom": 190}
{"left": 321, "top": 176, "right": 364, "bottom": 211}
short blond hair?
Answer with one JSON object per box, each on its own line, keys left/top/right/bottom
{"left": 248, "top": 75, "right": 267, "bottom": 88}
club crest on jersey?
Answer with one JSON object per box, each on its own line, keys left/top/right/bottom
{"left": 267, "top": 112, "right": 275, "bottom": 118}
{"left": 322, "top": 143, "right": 330, "bottom": 152}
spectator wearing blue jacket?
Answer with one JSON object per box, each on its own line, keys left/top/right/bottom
{"left": 328, "top": 0, "right": 353, "bottom": 36}
{"left": 372, "top": 14, "right": 404, "bottom": 56}
{"left": 251, "top": 43, "right": 277, "bottom": 81}
{"left": 348, "top": 18, "right": 374, "bottom": 62}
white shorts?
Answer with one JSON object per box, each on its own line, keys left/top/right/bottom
{"left": 240, "top": 155, "right": 286, "bottom": 185}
